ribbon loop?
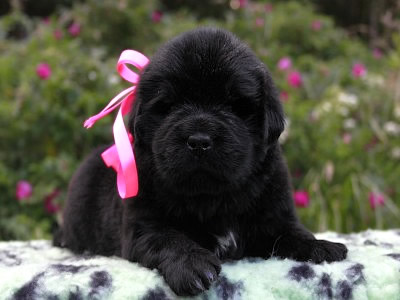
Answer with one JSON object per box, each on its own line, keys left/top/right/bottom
{"left": 117, "top": 50, "right": 149, "bottom": 84}
{"left": 83, "top": 49, "right": 149, "bottom": 199}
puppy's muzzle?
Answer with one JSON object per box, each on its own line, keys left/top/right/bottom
{"left": 187, "top": 133, "right": 213, "bottom": 154}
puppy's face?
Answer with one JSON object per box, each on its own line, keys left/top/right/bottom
{"left": 131, "top": 28, "right": 284, "bottom": 196}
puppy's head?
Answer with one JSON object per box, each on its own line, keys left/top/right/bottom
{"left": 130, "top": 28, "right": 284, "bottom": 196}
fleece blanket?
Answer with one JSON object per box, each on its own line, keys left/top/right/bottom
{"left": 0, "top": 230, "right": 400, "bottom": 300}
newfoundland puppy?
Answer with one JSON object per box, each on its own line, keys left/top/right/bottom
{"left": 54, "top": 27, "right": 347, "bottom": 296}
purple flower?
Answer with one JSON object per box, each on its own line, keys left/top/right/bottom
{"left": 151, "top": 10, "right": 163, "bottom": 23}
{"left": 16, "top": 180, "right": 33, "bottom": 201}
{"left": 287, "top": 70, "right": 303, "bottom": 88}
{"left": 68, "top": 22, "right": 81, "bottom": 37}
{"left": 294, "top": 190, "right": 309, "bottom": 207}
{"left": 36, "top": 63, "right": 51, "bottom": 80}
{"left": 311, "top": 20, "right": 322, "bottom": 31}
{"left": 44, "top": 189, "right": 61, "bottom": 214}
{"left": 277, "top": 57, "right": 292, "bottom": 71}
{"left": 352, "top": 63, "right": 367, "bottom": 78}
{"left": 369, "top": 192, "right": 385, "bottom": 210}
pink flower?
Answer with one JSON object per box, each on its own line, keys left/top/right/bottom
{"left": 239, "top": 0, "right": 248, "bottom": 8}
{"left": 151, "top": 10, "right": 163, "bottom": 23}
{"left": 42, "top": 17, "right": 50, "bottom": 25}
{"left": 265, "top": 3, "right": 273, "bottom": 13}
{"left": 294, "top": 190, "right": 309, "bottom": 207}
{"left": 320, "top": 66, "right": 330, "bottom": 77}
{"left": 287, "top": 70, "right": 303, "bottom": 88}
{"left": 352, "top": 63, "right": 367, "bottom": 78}
{"left": 255, "top": 18, "right": 264, "bottom": 27}
{"left": 311, "top": 20, "right": 322, "bottom": 31}
{"left": 368, "top": 192, "right": 385, "bottom": 209}
{"left": 44, "top": 189, "right": 61, "bottom": 214}
{"left": 342, "top": 132, "right": 352, "bottom": 144}
{"left": 373, "top": 48, "right": 383, "bottom": 59}
{"left": 277, "top": 57, "right": 292, "bottom": 71}
{"left": 280, "top": 91, "right": 289, "bottom": 102}
{"left": 53, "top": 29, "right": 63, "bottom": 40}
{"left": 293, "top": 169, "right": 303, "bottom": 178}
{"left": 68, "top": 22, "right": 81, "bottom": 37}
{"left": 386, "top": 188, "right": 395, "bottom": 197}
{"left": 364, "top": 136, "right": 379, "bottom": 151}
{"left": 16, "top": 180, "right": 33, "bottom": 201}
{"left": 36, "top": 63, "right": 51, "bottom": 80}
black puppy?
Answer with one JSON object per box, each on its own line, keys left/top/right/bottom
{"left": 55, "top": 27, "right": 347, "bottom": 297}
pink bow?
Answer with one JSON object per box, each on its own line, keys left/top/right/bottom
{"left": 84, "top": 50, "right": 150, "bottom": 199}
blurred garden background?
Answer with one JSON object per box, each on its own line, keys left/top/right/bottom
{"left": 1, "top": 0, "right": 399, "bottom": 240}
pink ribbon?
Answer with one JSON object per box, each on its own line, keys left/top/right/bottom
{"left": 84, "top": 50, "right": 150, "bottom": 199}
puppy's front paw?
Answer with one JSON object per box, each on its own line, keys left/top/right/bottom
{"left": 161, "top": 248, "right": 221, "bottom": 297}
{"left": 309, "top": 239, "right": 348, "bottom": 263}
{"left": 276, "top": 237, "right": 347, "bottom": 264}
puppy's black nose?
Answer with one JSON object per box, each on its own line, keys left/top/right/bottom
{"left": 187, "top": 133, "right": 212, "bottom": 151}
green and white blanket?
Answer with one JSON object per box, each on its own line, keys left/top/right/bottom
{"left": 1, "top": 230, "right": 400, "bottom": 299}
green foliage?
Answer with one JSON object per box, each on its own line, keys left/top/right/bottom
{"left": 0, "top": 0, "right": 399, "bottom": 240}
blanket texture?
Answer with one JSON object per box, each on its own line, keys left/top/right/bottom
{"left": 1, "top": 230, "right": 400, "bottom": 300}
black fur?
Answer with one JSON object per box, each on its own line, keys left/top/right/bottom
{"left": 54, "top": 27, "right": 347, "bottom": 297}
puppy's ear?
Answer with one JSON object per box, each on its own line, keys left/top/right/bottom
{"left": 262, "top": 67, "right": 285, "bottom": 145}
